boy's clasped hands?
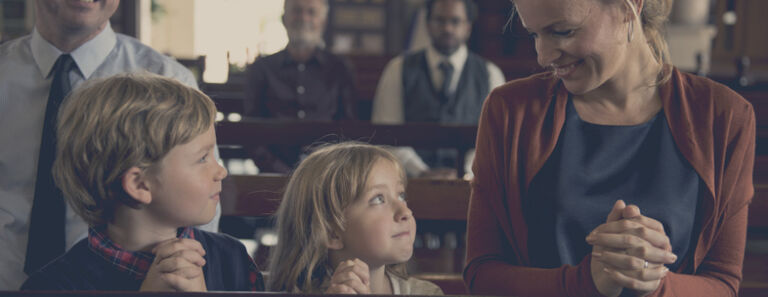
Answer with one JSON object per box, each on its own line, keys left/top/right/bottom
{"left": 140, "top": 238, "right": 207, "bottom": 292}
{"left": 588, "top": 200, "right": 679, "bottom": 297}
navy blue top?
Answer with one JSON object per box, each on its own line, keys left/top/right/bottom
{"left": 524, "top": 99, "right": 700, "bottom": 272}
{"left": 21, "top": 229, "right": 265, "bottom": 291}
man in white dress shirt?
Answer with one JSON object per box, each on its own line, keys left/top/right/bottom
{"left": 372, "top": 0, "right": 505, "bottom": 178}
{"left": 0, "top": 0, "right": 218, "bottom": 289}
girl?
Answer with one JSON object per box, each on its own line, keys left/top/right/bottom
{"left": 267, "top": 142, "right": 443, "bottom": 295}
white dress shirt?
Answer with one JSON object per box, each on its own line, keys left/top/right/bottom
{"left": 371, "top": 44, "right": 506, "bottom": 176}
{"left": 0, "top": 23, "right": 216, "bottom": 289}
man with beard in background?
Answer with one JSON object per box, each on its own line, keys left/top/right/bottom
{"left": 372, "top": 0, "right": 505, "bottom": 178}
{"left": 244, "top": 0, "right": 357, "bottom": 173}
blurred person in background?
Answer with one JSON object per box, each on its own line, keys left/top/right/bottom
{"left": 244, "top": 0, "right": 357, "bottom": 173}
{"left": 372, "top": 0, "right": 505, "bottom": 179}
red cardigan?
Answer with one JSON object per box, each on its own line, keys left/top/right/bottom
{"left": 464, "top": 68, "right": 755, "bottom": 297}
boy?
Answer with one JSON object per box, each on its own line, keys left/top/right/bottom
{"left": 21, "top": 73, "right": 264, "bottom": 291}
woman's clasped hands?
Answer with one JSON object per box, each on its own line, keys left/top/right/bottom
{"left": 588, "top": 200, "right": 678, "bottom": 297}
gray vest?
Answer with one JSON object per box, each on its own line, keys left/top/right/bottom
{"left": 401, "top": 50, "right": 490, "bottom": 125}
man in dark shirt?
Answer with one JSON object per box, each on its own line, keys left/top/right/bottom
{"left": 244, "top": 0, "right": 357, "bottom": 173}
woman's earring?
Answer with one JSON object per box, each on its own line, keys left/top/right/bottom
{"left": 627, "top": 20, "right": 634, "bottom": 43}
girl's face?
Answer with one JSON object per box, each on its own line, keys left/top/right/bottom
{"left": 331, "top": 159, "right": 416, "bottom": 268}
{"left": 515, "top": 0, "right": 629, "bottom": 95}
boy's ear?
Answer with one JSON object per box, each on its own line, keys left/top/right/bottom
{"left": 326, "top": 232, "right": 344, "bottom": 250}
{"left": 122, "top": 167, "right": 153, "bottom": 205}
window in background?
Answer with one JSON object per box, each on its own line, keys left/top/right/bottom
{"left": 149, "top": 0, "right": 289, "bottom": 83}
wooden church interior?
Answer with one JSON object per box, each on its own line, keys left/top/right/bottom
{"left": 2, "top": 0, "right": 767, "bottom": 296}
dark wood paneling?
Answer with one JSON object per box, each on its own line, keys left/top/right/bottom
{"left": 223, "top": 175, "right": 470, "bottom": 221}
{"left": 215, "top": 120, "right": 477, "bottom": 149}
{"left": 222, "top": 174, "right": 768, "bottom": 228}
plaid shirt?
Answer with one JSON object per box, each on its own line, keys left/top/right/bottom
{"left": 247, "top": 258, "right": 264, "bottom": 291}
{"left": 88, "top": 226, "right": 263, "bottom": 291}
{"left": 88, "top": 226, "right": 195, "bottom": 280}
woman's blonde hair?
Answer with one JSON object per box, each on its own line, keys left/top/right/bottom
{"left": 615, "top": 0, "right": 673, "bottom": 83}
{"left": 508, "top": 0, "right": 673, "bottom": 82}
{"left": 267, "top": 142, "right": 408, "bottom": 293}
{"left": 53, "top": 73, "right": 216, "bottom": 226}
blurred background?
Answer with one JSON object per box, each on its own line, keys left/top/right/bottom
{"left": 4, "top": 0, "right": 764, "bottom": 87}
{"left": 3, "top": 1, "right": 767, "bottom": 294}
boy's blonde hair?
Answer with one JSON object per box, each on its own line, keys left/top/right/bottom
{"left": 52, "top": 73, "right": 216, "bottom": 226}
{"left": 267, "top": 142, "right": 408, "bottom": 292}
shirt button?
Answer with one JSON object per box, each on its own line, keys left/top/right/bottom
{"left": 298, "top": 64, "right": 306, "bottom": 72}
{"left": 297, "top": 110, "right": 306, "bottom": 119}
{"left": 297, "top": 86, "right": 305, "bottom": 94}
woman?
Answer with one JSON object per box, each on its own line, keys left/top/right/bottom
{"left": 464, "top": 0, "right": 755, "bottom": 296}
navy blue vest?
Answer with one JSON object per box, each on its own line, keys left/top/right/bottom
{"left": 20, "top": 229, "right": 264, "bottom": 291}
{"left": 401, "top": 50, "right": 490, "bottom": 125}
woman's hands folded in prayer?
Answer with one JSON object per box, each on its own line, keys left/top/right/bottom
{"left": 588, "top": 200, "right": 677, "bottom": 297}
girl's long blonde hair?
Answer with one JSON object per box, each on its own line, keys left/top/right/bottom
{"left": 267, "top": 142, "right": 407, "bottom": 293}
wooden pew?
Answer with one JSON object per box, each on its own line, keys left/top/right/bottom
{"left": 216, "top": 121, "right": 476, "bottom": 150}
{"left": 210, "top": 89, "right": 768, "bottom": 155}
{"left": 222, "top": 175, "right": 768, "bottom": 227}
{"left": 732, "top": 87, "right": 768, "bottom": 154}
{"left": 222, "top": 175, "right": 469, "bottom": 220}
{"left": 208, "top": 92, "right": 247, "bottom": 115}
{"left": 4, "top": 288, "right": 767, "bottom": 297}
{"left": 751, "top": 155, "right": 768, "bottom": 227}
{"left": 215, "top": 120, "right": 477, "bottom": 176}
{"left": 221, "top": 174, "right": 768, "bottom": 297}
{"left": 205, "top": 76, "right": 768, "bottom": 156}
{"left": 0, "top": 292, "right": 465, "bottom": 297}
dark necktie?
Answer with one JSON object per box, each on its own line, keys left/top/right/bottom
{"left": 439, "top": 61, "right": 454, "bottom": 102}
{"left": 25, "top": 54, "right": 77, "bottom": 274}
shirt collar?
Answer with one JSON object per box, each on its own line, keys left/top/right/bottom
{"left": 30, "top": 22, "right": 117, "bottom": 80}
{"left": 88, "top": 225, "right": 195, "bottom": 279}
{"left": 280, "top": 47, "right": 327, "bottom": 66}
{"left": 386, "top": 271, "right": 400, "bottom": 294}
{"left": 30, "top": 28, "right": 64, "bottom": 79}
{"left": 425, "top": 43, "right": 468, "bottom": 72}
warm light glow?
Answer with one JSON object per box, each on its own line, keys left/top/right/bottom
{"left": 150, "top": 0, "right": 289, "bottom": 83}
{"left": 195, "top": 0, "right": 288, "bottom": 83}
{"left": 227, "top": 113, "right": 243, "bottom": 122}
{"left": 260, "top": 232, "right": 279, "bottom": 246}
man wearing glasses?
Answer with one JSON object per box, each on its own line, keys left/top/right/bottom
{"left": 372, "top": 0, "right": 505, "bottom": 178}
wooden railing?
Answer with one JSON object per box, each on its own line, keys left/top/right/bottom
{"left": 215, "top": 120, "right": 477, "bottom": 176}
{"left": 222, "top": 174, "right": 768, "bottom": 227}
{"left": 6, "top": 287, "right": 768, "bottom": 297}
{"left": 209, "top": 84, "right": 768, "bottom": 154}
{"left": 222, "top": 175, "right": 469, "bottom": 221}
{"left": 0, "top": 292, "right": 465, "bottom": 297}
{"left": 216, "top": 121, "right": 476, "bottom": 150}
